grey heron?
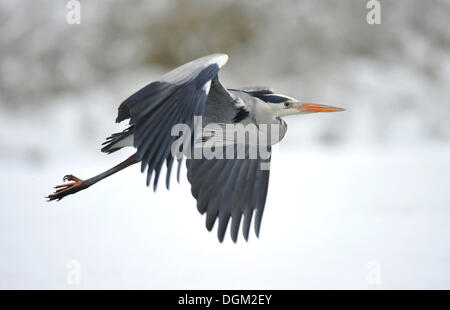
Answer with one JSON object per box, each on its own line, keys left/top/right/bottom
{"left": 47, "top": 54, "right": 344, "bottom": 242}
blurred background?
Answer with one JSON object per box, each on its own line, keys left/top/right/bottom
{"left": 1, "top": 0, "right": 449, "bottom": 289}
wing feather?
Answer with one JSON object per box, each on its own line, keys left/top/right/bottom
{"left": 114, "top": 53, "right": 273, "bottom": 242}
{"left": 227, "top": 86, "right": 275, "bottom": 96}
{"left": 186, "top": 145, "right": 271, "bottom": 242}
{"left": 115, "top": 54, "right": 228, "bottom": 190}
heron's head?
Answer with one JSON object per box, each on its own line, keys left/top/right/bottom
{"left": 258, "top": 94, "right": 345, "bottom": 117}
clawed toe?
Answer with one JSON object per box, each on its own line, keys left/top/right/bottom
{"left": 63, "top": 174, "right": 82, "bottom": 182}
{"left": 47, "top": 175, "right": 85, "bottom": 201}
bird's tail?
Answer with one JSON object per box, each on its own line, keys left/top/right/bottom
{"left": 101, "top": 125, "right": 135, "bottom": 154}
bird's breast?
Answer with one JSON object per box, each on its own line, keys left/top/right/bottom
{"left": 255, "top": 120, "right": 287, "bottom": 146}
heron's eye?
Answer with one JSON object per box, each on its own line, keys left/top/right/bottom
{"left": 284, "top": 101, "right": 291, "bottom": 108}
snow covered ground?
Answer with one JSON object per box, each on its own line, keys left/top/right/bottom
{"left": 1, "top": 99, "right": 449, "bottom": 289}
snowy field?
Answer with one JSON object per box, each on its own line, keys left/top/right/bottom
{"left": 1, "top": 101, "right": 449, "bottom": 290}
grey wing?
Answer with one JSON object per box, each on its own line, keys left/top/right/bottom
{"left": 201, "top": 74, "right": 241, "bottom": 124}
{"left": 227, "top": 86, "right": 275, "bottom": 96}
{"left": 186, "top": 146, "right": 271, "bottom": 243}
{"left": 115, "top": 54, "right": 228, "bottom": 190}
{"left": 186, "top": 80, "right": 272, "bottom": 242}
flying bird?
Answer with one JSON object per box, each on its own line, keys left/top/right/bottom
{"left": 47, "top": 54, "right": 344, "bottom": 242}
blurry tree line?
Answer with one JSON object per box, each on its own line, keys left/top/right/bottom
{"left": 0, "top": 0, "right": 449, "bottom": 142}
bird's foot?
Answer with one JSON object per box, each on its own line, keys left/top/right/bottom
{"left": 46, "top": 174, "right": 85, "bottom": 201}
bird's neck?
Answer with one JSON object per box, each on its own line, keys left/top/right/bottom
{"left": 254, "top": 101, "right": 282, "bottom": 124}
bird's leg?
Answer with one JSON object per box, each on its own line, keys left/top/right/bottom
{"left": 48, "top": 174, "right": 87, "bottom": 201}
{"left": 47, "top": 153, "right": 139, "bottom": 202}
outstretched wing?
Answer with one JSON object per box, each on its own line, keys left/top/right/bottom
{"left": 115, "top": 54, "right": 229, "bottom": 190}
{"left": 185, "top": 82, "right": 273, "bottom": 242}
{"left": 115, "top": 54, "right": 272, "bottom": 242}
{"left": 228, "top": 86, "right": 275, "bottom": 96}
{"left": 186, "top": 146, "right": 271, "bottom": 243}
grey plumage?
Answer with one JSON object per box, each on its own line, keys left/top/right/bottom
{"left": 116, "top": 55, "right": 224, "bottom": 190}
{"left": 85, "top": 53, "right": 344, "bottom": 242}
{"left": 47, "top": 53, "right": 345, "bottom": 240}
{"left": 186, "top": 145, "right": 270, "bottom": 242}
{"left": 101, "top": 125, "right": 134, "bottom": 154}
{"left": 228, "top": 86, "right": 275, "bottom": 96}
{"left": 101, "top": 54, "right": 282, "bottom": 242}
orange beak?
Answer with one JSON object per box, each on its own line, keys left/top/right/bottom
{"left": 297, "top": 103, "right": 345, "bottom": 113}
